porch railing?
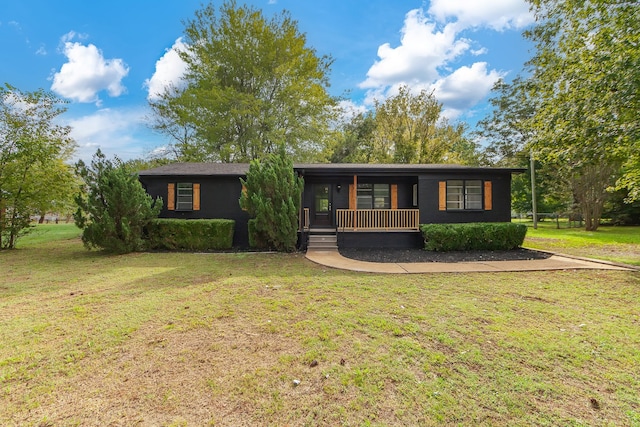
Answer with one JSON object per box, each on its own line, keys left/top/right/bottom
{"left": 335, "top": 209, "right": 420, "bottom": 231}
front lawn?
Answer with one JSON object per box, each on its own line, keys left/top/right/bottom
{"left": 522, "top": 221, "right": 640, "bottom": 266}
{"left": 1, "top": 229, "right": 639, "bottom": 425}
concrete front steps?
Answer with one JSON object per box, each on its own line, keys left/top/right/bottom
{"left": 307, "top": 228, "right": 338, "bottom": 250}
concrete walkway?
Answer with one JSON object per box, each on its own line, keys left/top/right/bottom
{"left": 305, "top": 249, "right": 637, "bottom": 274}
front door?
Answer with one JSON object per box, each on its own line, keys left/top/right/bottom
{"left": 313, "top": 184, "right": 332, "bottom": 226}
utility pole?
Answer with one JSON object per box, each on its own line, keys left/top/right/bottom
{"left": 530, "top": 148, "right": 537, "bottom": 230}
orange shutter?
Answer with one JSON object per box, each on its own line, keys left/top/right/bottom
{"left": 167, "top": 183, "right": 175, "bottom": 211}
{"left": 484, "top": 181, "right": 492, "bottom": 211}
{"left": 349, "top": 184, "right": 356, "bottom": 210}
{"left": 241, "top": 185, "right": 248, "bottom": 211}
{"left": 438, "top": 181, "right": 446, "bottom": 211}
{"left": 391, "top": 184, "right": 398, "bottom": 209}
{"left": 193, "top": 183, "right": 200, "bottom": 211}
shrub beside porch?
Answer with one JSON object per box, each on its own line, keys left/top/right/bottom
{"left": 421, "top": 222, "right": 527, "bottom": 251}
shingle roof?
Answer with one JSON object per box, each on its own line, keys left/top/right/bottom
{"left": 138, "top": 163, "right": 250, "bottom": 176}
{"left": 138, "top": 162, "right": 525, "bottom": 176}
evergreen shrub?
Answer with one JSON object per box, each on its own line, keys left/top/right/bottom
{"left": 75, "top": 150, "right": 162, "bottom": 254}
{"left": 247, "top": 219, "right": 270, "bottom": 249}
{"left": 420, "top": 222, "right": 527, "bottom": 251}
{"left": 239, "top": 149, "right": 303, "bottom": 252}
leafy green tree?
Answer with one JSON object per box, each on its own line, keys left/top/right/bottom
{"left": 325, "top": 111, "right": 376, "bottom": 163}
{"left": 477, "top": 78, "right": 535, "bottom": 167}
{"left": 328, "top": 86, "right": 480, "bottom": 165}
{"left": 510, "top": 156, "right": 572, "bottom": 218}
{"left": 477, "top": 78, "right": 574, "bottom": 217}
{"left": 149, "top": 0, "right": 336, "bottom": 162}
{"left": 523, "top": 0, "right": 639, "bottom": 229}
{"left": 602, "top": 189, "right": 640, "bottom": 225}
{"left": 74, "top": 150, "right": 162, "bottom": 254}
{"left": 32, "top": 159, "right": 79, "bottom": 223}
{"left": 147, "top": 86, "right": 200, "bottom": 160}
{"left": 371, "top": 85, "right": 478, "bottom": 164}
{"left": 239, "top": 148, "right": 303, "bottom": 252}
{"left": 122, "top": 156, "right": 174, "bottom": 175}
{"left": 478, "top": 0, "right": 639, "bottom": 231}
{"left": 440, "top": 122, "right": 485, "bottom": 166}
{"left": 373, "top": 85, "right": 443, "bottom": 163}
{"left": 0, "top": 84, "right": 75, "bottom": 249}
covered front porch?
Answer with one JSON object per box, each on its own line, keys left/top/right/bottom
{"left": 300, "top": 171, "right": 421, "bottom": 231}
{"left": 299, "top": 171, "right": 423, "bottom": 250}
{"left": 301, "top": 219, "right": 423, "bottom": 251}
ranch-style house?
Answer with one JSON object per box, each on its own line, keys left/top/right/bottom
{"left": 138, "top": 163, "right": 524, "bottom": 249}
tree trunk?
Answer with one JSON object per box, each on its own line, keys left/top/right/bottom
{"left": 572, "top": 163, "right": 616, "bottom": 232}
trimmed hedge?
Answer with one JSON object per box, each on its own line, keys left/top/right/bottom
{"left": 420, "top": 222, "right": 527, "bottom": 251}
{"left": 146, "top": 219, "right": 235, "bottom": 251}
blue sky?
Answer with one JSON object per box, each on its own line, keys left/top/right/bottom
{"left": 1, "top": 0, "right": 534, "bottom": 161}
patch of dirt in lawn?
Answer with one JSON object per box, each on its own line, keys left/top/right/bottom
{"left": 21, "top": 316, "right": 333, "bottom": 426}
{"left": 339, "top": 247, "right": 552, "bottom": 263}
{"left": 586, "top": 245, "right": 640, "bottom": 259}
{"left": 526, "top": 237, "right": 563, "bottom": 242}
{"left": 535, "top": 243, "right": 640, "bottom": 265}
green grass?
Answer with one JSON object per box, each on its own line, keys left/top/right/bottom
{"left": 18, "top": 222, "right": 81, "bottom": 247}
{"left": 1, "top": 225, "right": 639, "bottom": 425}
{"left": 520, "top": 220, "right": 640, "bottom": 266}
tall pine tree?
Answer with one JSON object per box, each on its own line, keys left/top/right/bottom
{"left": 239, "top": 149, "right": 303, "bottom": 251}
{"left": 74, "top": 150, "right": 162, "bottom": 253}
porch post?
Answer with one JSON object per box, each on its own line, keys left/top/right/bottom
{"left": 353, "top": 174, "right": 357, "bottom": 230}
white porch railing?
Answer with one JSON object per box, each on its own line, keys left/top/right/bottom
{"left": 335, "top": 209, "right": 420, "bottom": 231}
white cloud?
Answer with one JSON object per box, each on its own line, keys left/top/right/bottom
{"left": 431, "top": 62, "right": 505, "bottom": 118}
{"left": 67, "top": 108, "right": 152, "bottom": 161}
{"left": 358, "top": 2, "right": 529, "bottom": 119}
{"left": 428, "top": 0, "right": 533, "bottom": 31}
{"left": 144, "top": 38, "right": 188, "bottom": 101}
{"left": 59, "top": 30, "right": 88, "bottom": 44}
{"left": 335, "top": 99, "right": 368, "bottom": 125}
{"left": 360, "top": 9, "right": 470, "bottom": 89}
{"left": 471, "top": 47, "right": 488, "bottom": 56}
{"left": 51, "top": 36, "right": 129, "bottom": 104}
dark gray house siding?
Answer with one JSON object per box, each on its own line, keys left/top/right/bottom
{"left": 418, "top": 171, "right": 513, "bottom": 225}
{"left": 139, "top": 165, "right": 251, "bottom": 247}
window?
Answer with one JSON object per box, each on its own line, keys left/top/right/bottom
{"left": 176, "top": 183, "right": 193, "bottom": 210}
{"left": 465, "top": 181, "right": 482, "bottom": 209}
{"left": 167, "top": 182, "right": 200, "bottom": 211}
{"left": 357, "top": 184, "right": 390, "bottom": 209}
{"left": 315, "top": 184, "right": 330, "bottom": 212}
{"left": 446, "top": 180, "right": 482, "bottom": 210}
{"left": 357, "top": 184, "right": 372, "bottom": 209}
{"left": 446, "top": 180, "right": 464, "bottom": 209}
